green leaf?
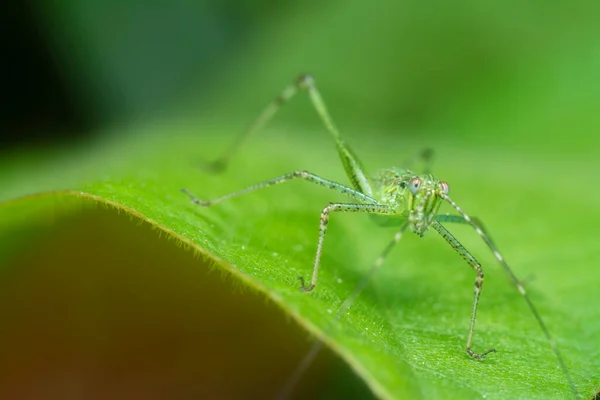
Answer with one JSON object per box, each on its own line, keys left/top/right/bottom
{"left": 1, "top": 124, "right": 598, "bottom": 399}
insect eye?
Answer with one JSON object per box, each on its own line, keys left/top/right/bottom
{"left": 409, "top": 177, "right": 422, "bottom": 194}
{"left": 439, "top": 181, "right": 449, "bottom": 195}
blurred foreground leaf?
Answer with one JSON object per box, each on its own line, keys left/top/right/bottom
{"left": 0, "top": 124, "right": 599, "bottom": 399}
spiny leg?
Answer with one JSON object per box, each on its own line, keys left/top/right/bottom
{"left": 300, "top": 75, "right": 373, "bottom": 195}
{"left": 440, "top": 194, "right": 578, "bottom": 398}
{"left": 437, "top": 215, "right": 536, "bottom": 314}
{"left": 436, "top": 215, "right": 534, "bottom": 282}
{"left": 203, "top": 78, "right": 302, "bottom": 172}
{"left": 276, "top": 221, "right": 410, "bottom": 400}
{"left": 301, "top": 203, "right": 395, "bottom": 292}
{"left": 182, "top": 172, "right": 390, "bottom": 292}
{"left": 431, "top": 220, "right": 496, "bottom": 359}
{"left": 182, "top": 170, "right": 377, "bottom": 207}
{"left": 435, "top": 214, "right": 495, "bottom": 246}
{"left": 436, "top": 216, "right": 540, "bottom": 284}
{"left": 205, "top": 74, "right": 374, "bottom": 197}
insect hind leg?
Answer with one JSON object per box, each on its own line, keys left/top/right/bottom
{"left": 201, "top": 74, "right": 375, "bottom": 198}
{"left": 201, "top": 78, "right": 302, "bottom": 173}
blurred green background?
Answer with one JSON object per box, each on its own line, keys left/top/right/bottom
{"left": 4, "top": 0, "right": 599, "bottom": 153}
{"left": 1, "top": 1, "right": 599, "bottom": 399}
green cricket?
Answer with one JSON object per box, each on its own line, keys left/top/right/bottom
{"left": 182, "top": 74, "right": 577, "bottom": 398}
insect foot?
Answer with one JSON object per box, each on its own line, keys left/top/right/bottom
{"left": 467, "top": 347, "right": 497, "bottom": 360}
{"left": 180, "top": 188, "right": 211, "bottom": 207}
{"left": 298, "top": 277, "right": 315, "bottom": 292}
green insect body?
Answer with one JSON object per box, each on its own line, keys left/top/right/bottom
{"left": 183, "top": 74, "right": 578, "bottom": 399}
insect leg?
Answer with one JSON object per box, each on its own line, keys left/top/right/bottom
{"left": 434, "top": 214, "right": 495, "bottom": 246}
{"left": 433, "top": 217, "right": 547, "bottom": 283}
{"left": 301, "top": 203, "right": 395, "bottom": 292}
{"left": 431, "top": 220, "right": 496, "bottom": 359}
{"left": 439, "top": 194, "right": 578, "bottom": 398}
{"left": 182, "top": 170, "right": 377, "bottom": 207}
{"left": 276, "top": 221, "right": 410, "bottom": 400}
{"left": 206, "top": 74, "right": 374, "bottom": 197}
{"left": 298, "top": 75, "right": 373, "bottom": 196}
{"left": 203, "top": 78, "right": 302, "bottom": 173}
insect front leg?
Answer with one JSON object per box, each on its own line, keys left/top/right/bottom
{"left": 431, "top": 221, "right": 496, "bottom": 359}
{"left": 439, "top": 194, "right": 578, "bottom": 397}
{"left": 277, "top": 221, "right": 410, "bottom": 400}
{"left": 301, "top": 203, "right": 394, "bottom": 292}
{"left": 435, "top": 214, "right": 495, "bottom": 247}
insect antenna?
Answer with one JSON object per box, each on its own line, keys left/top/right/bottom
{"left": 440, "top": 193, "right": 578, "bottom": 398}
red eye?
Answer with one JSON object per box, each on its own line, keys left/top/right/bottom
{"left": 439, "top": 181, "right": 449, "bottom": 195}
{"left": 409, "top": 177, "right": 422, "bottom": 195}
